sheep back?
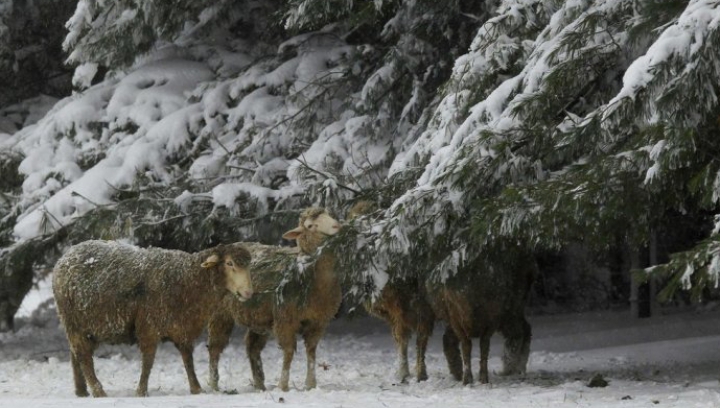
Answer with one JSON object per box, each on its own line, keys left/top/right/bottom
{"left": 53, "top": 240, "right": 232, "bottom": 345}
{"left": 365, "top": 277, "right": 434, "bottom": 331}
{"left": 429, "top": 247, "right": 535, "bottom": 327}
{"left": 217, "top": 242, "right": 339, "bottom": 330}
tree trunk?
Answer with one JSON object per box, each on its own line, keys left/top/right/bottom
{"left": 0, "top": 264, "right": 34, "bottom": 331}
{"left": 629, "top": 230, "right": 659, "bottom": 319}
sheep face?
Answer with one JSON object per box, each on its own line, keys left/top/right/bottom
{"left": 202, "top": 251, "right": 254, "bottom": 302}
{"left": 224, "top": 255, "right": 254, "bottom": 301}
{"left": 283, "top": 209, "right": 341, "bottom": 240}
{"left": 305, "top": 212, "right": 341, "bottom": 236}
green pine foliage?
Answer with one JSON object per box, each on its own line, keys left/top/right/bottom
{"left": 331, "top": 0, "right": 720, "bottom": 302}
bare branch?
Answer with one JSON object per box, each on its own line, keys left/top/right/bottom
{"left": 296, "top": 155, "right": 361, "bottom": 195}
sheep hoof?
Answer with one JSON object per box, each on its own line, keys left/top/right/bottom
{"left": 91, "top": 389, "right": 107, "bottom": 398}
{"left": 190, "top": 386, "right": 203, "bottom": 394}
{"left": 499, "top": 368, "right": 519, "bottom": 377}
{"left": 75, "top": 390, "right": 90, "bottom": 398}
{"left": 208, "top": 376, "right": 219, "bottom": 391}
{"left": 135, "top": 389, "right": 148, "bottom": 397}
{"left": 417, "top": 372, "right": 428, "bottom": 382}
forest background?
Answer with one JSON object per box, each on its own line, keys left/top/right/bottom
{"left": 2, "top": 0, "right": 720, "bottom": 330}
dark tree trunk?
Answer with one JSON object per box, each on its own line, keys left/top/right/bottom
{"left": 0, "top": 261, "right": 34, "bottom": 331}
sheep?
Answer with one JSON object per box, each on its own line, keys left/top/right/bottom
{"left": 52, "top": 240, "right": 254, "bottom": 397}
{"left": 364, "top": 278, "right": 445, "bottom": 382}
{"left": 348, "top": 201, "right": 458, "bottom": 383}
{"left": 207, "top": 207, "right": 342, "bottom": 392}
{"left": 425, "top": 244, "right": 536, "bottom": 385}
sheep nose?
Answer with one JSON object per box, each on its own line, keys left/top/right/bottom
{"left": 235, "top": 290, "right": 253, "bottom": 302}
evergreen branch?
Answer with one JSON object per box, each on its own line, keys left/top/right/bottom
{"left": 234, "top": 209, "right": 301, "bottom": 227}
{"left": 138, "top": 212, "right": 205, "bottom": 226}
{"left": 227, "top": 165, "right": 257, "bottom": 173}
{"left": 369, "top": 70, "right": 410, "bottom": 108}
{"left": 296, "top": 155, "right": 361, "bottom": 195}
{"left": 250, "top": 86, "right": 334, "bottom": 145}
{"left": 40, "top": 206, "right": 64, "bottom": 231}
{"left": 602, "top": 26, "right": 623, "bottom": 52}
{"left": 211, "top": 133, "right": 232, "bottom": 155}
{"left": 104, "top": 181, "right": 164, "bottom": 195}
{"left": 70, "top": 191, "right": 101, "bottom": 207}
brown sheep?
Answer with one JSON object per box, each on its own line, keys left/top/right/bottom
{"left": 349, "top": 201, "right": 459, "bottom": 383}
{"left": 52, "top": 240, "right": 254, "bottom": 397}
{"left": 364, "top": 279, "right": 446, "bottom": 382}
{"left": 207, "top": 207, "right": 342, "bottom": 392}
{"left": 426, "top": 244, "right": 536, "bottom": 384}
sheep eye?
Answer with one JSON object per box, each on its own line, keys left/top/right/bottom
{"left": 226, "top": 261, "right": 234, "bottom": 266}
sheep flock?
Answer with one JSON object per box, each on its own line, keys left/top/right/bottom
{"left": 51, "top": 204, "right": 537, "bottom": 397}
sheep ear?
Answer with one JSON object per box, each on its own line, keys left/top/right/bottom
{"left": 282, "top": 227, "right": 303, "bottom": 241}
{"left": 201, "top": 254, "right": 220, "bottom": 268}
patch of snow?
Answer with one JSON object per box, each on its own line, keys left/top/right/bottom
{"left": 72, "top": 62, "right": 98, "bottom": 89}
{"left": 14, "top": 274, "right": 53, "bottom": 319}
{"left": 3, "top": 309, "right": 720, "bottom": 407}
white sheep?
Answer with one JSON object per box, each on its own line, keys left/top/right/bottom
{"left": 207, "top": 207, "right": 342, "bottom": 391}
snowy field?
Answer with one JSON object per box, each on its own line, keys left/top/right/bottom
{"left": 2, "top": 306, "right": 720, "bottom": 408}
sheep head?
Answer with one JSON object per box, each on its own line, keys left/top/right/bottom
{"left": 347, "top": 200, "right": 376, "bottom": 221}
{"left": 202, "top": 243, "right": 254, "bottom": 301}
{"left": 282, "top": 207, "right": 340, "bottom": 254}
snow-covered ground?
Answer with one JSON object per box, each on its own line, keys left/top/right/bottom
{"left": 2, "top": 306, "right": 720, "bottom": 408}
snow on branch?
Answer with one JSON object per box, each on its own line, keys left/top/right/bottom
{"left": 604, "top": 0, "right": 720, "bottom": 129}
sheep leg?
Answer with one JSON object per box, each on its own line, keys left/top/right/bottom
{"left": 442, "top": 327, "right": 463, "bottom": 381}
{"left": 391, "top": 324, "right": 411, "bottom": 383}
{"left": 276, "top": 329, "right": 297, "bottom": 391}
{"left": 207, "top": 315, "right": 234, "bottom": 391}
{"left": 302, "top": 326, "right": 325, "bottom": 390}
{"left": 176, "top": 342, "right": 202, "bottom": 394}
{"left": 136, "top": 340, "right": 158, "bottom": 397}
{"left": 73, "top": 340, "right": 106, "bottom": 397}
{"left": 500, "top": 317, "right": 531, "bottom": 376}
{"left": 70, "top": 350, "right": 89, "bottom": 397}
{"left": 415, "top": 318, "right": 433, "bottom": 382}
{"left": 245, "top": 330, "right": 268, "bottom": 391}
{"left": 80, "top": 356, "right": 106, "bottom": 397}
{"left": 478, "top": 333, "right": 491, "bottom": 384}
{"left": 459, "top": 334, "right": 473, "bottom": 385}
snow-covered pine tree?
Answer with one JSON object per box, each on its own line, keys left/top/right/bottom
{"left": 366, "top": 0, "right": 720, "bottom": 301}
{"left": 0, "top": 0, "right": 488, "bottom": 326}
{"left": 0, "top": 0, "right": 75, "bottom": 107}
